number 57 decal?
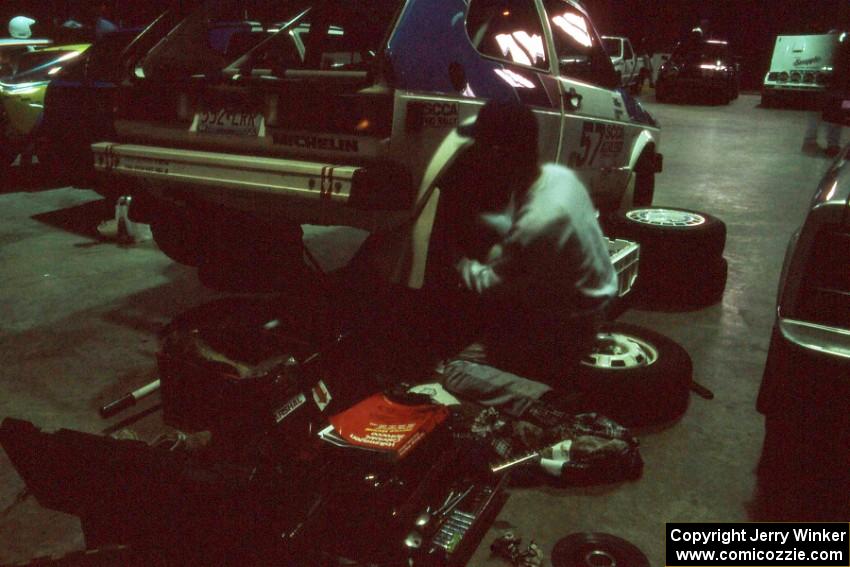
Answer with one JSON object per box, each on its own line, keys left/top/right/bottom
{"left": 569, "top": 122, "right": 625, "bottom": 167}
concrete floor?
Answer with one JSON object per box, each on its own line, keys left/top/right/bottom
{"left": 0, "top": 93, "right": 838, "bottom": 566}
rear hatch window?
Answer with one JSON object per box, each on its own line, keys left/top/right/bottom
{"left": 138, "top": 0, "right": 403, "bottom": 82}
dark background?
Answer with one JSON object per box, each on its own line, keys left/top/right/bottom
{"left": 1, "top": 0, "right": 849, "bottom": 90}
{"left": 586, "top": 0, "right": 850, "bottom": 89}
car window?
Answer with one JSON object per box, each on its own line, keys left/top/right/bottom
{"left": 2, "top": 49, "right": 85, "bottom": 85}
{"left": 623, "top": 40, "right": 633, "bottom": 59}
{"left": 797, "top": 227, "right": 850, "bottom": 329}
{"left": 466, "top": 0, "right": 549, "bottom": 71}
{"left": 138, "top": 0, "right": 311, "bottom": 81}
{"left": 245, "top": 0, "right": 399, "bottom": 76}
{"left": 673, "top": 39, "right": 729, "bottom": 62}
{"left": 542, "top": 0, "right": 618, "bottom": 88}
{"left": 602, "top": 38, "right": 621, "bottom": 58}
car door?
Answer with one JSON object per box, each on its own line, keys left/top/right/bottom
{"left": 540, "top": 0, "right": 641, "bottom": 211}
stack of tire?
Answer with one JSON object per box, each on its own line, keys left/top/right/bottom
{"left": 605, "top": 206, "right": 728, "bottom": 309}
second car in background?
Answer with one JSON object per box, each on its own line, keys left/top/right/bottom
{"left": 655, "top": 37, "right": 739, "bottom": 105}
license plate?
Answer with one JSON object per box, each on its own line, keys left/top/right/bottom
{"left": 190, "top": 109, "right": 266, "bottom": 137}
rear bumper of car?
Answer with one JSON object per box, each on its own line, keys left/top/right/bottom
{"left": 92, "top": 142, "right": 415, "bottom": 230}
{"left": 763, "top": 83, "right": 826, "bottom": 93}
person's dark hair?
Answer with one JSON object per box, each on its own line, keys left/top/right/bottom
{"left": 461, "top": 99, "right": 539, "bottom": 165}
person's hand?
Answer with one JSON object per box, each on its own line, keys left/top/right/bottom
{"left": 456, "top": 257, "right": 501, "bottom": 293}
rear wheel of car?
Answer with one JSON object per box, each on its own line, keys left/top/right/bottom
{"left": 197, "top": 215, "right": 307, "bottom": 292}
{"left": 150, "top": 210, "right": 207, "bottom": 267}
{"left": 574, "top": 322, "right": 693, "bottom": 427}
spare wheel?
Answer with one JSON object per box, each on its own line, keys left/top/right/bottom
{"left": 607, "top": 206, "right": 726, "bottom": 260}
{"left": 575, "top": 322, "right": 693, "bottom": 427}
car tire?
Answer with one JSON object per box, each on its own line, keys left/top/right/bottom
{"left": 150, "top": 210, "right": 206, "bottom": 267}
{"left": 714, "top": 86, "right": 730, "bottom": 105}
{"left": 632, "top": 256, "right": 728, "bottom": 309}
{"left": 574, "top": 322, "right": 693, "bottom": 427}
{"left": 632, "top": 153, "right": 656, "bottom": 207}
{"left": 605, "top": 206, "right": 727, "bottom": 260}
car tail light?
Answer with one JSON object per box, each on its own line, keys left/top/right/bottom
{"left": 768, "top": 72, "right": 778, "bottom": 81}
{"left": 816, "top": 72, "right": 830, "bottom": 85}
{"left": 790, "top": 71, "right": 802, "bottom": 83}
{"left": 803, "top": 72, "right": 815, "bottom": 84}
{"left": 797, "top": 227, "right": 850, "bottom": 329}
{"left": 778, "top": 72, "right": 789, "bottom": 82}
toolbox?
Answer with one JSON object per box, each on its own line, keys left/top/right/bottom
{"left": 606, "top": 237, "right": 640, "bottom": 298}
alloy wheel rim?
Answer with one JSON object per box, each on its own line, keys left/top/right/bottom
{"left": 626, "top": 208, "right": 706, "bottom": 227}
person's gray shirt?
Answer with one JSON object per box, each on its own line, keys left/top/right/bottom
{"left": 458, "top": 163, "right": 617, "bottom": 315}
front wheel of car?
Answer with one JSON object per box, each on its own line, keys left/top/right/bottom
{"left": 574, "top": 322, "right": 693, "bottom": 427}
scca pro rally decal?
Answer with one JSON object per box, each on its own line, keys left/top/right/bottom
{"left": 569, "top": 122, "right": 625, "bottom": 167}
{"left": 423, "top": 102, "right": 458, "bottom": 127}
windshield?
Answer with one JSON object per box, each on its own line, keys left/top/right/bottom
{"left": 602, "top": 38, "right": 621, "bottom": 58}
{"left": 138, "top": 0, "right": 401, "bottom": 81}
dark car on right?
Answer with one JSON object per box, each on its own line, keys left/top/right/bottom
{"left": 655, "top": 37, "right": 739, "bottom": 105}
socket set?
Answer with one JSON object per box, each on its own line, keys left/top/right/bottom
{"left": 425, "top": 481, "right": 507, "bottom": 565}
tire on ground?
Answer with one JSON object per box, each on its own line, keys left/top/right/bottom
{"left": 605, "top": 206, "right": 727, "bottom": 260}
{"left": 573, "top": 322, "right": 693, "bottom": 427}
{"left": 632, "top": 256, "right": 728, "bottom": 309}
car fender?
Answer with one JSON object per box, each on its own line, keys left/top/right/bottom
{"left": 360, "top": 125, "right": 473, "bottom": 289}
{"left": 618, "top": 129, "right": 659, "bottom": 210}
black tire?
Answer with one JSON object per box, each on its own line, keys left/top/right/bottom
{"left": 606, "top": 206, "right": 727, "bottom": 260}
{"left": 632, "top": 162, "right": 655, "bottom": 207}
{"left": 150, "top": 210, "right": 206, "bottom": 267}
{"left": 197, "top": 217, "right": 306, "bottom": 292}
{"left": 632, "top": 256, "right": 728, "bottom": 310}
{"left": 574, "top": 322, "right": 693, "bottom": 427}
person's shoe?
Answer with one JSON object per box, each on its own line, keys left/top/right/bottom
{"left": 826, "top": 145, "right": 842, "bottom": 158}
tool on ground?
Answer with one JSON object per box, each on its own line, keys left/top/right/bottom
{"left": 99, "top": 379, "right": 161, "bottom": 418}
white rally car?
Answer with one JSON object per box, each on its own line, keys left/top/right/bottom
{"left": 92, "top": 0, "right": 661, "bottom": 287}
